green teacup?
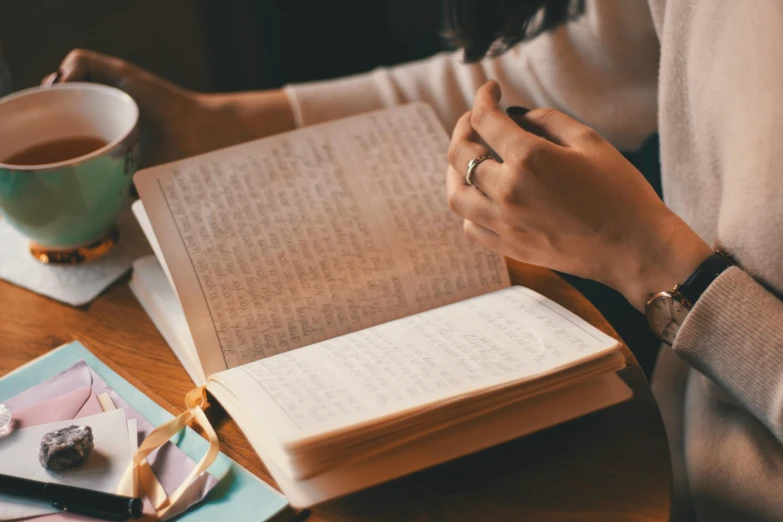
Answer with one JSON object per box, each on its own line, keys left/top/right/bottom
{"left": 0, "top": 83, "right": 139, "bottom": 256}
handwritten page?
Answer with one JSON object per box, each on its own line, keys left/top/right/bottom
{"left": 212, "top": 286, "right": 620, "bottom": 444}
{"left": 156, "top": 104, "right": 509, "bottom": 369}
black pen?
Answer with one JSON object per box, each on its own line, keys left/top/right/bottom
{"left": 0, "top": 473, "right": 142, "bottom": 520}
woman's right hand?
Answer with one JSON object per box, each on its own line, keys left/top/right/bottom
{"left": 49, "top": 49, "right": 295, "bottom": 167}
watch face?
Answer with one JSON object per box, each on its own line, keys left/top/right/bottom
{"left": 646, "top": 292, "right": 690, "bottom": 345}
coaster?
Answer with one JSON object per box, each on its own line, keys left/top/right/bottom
{"left": 0, "top": 209, "right": 152, "bottom": 306}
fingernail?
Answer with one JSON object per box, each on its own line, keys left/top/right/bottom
{"left": 506, "top": 106, "right": 530, "bottom": 116}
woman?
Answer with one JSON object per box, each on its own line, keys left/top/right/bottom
{"left": 52, "top": 0, "right": 783, "bottom": 519}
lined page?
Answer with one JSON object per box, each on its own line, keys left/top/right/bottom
{"left": 154, "top": 104, "right": 508, "bottom": 369}
{"left": 210, "top": 286, "right": 620, "bottom": 444}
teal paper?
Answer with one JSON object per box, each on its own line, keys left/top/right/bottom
{"left": 0, "top": 341, "right": 289, "bottom": 521}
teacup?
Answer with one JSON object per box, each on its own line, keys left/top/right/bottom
{"left": 0, "top": 82, "right": 139, "bottom": 262}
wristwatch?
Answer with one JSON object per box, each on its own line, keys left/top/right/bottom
{"left": 645, "top": 251, "right": 733, "bottom": 345}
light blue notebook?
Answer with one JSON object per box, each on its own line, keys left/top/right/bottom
{"left": 0, "top": 341, "right": 290, "bottom": 521}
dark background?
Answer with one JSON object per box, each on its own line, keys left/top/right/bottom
{"left": 0, "top": 0, "right": 444, "bottom": 91}
{"left": 0, "top": 0, "right": 661, "bottom": 376}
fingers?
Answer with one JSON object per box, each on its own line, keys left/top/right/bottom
{"left": 449, "top": 112, "right": 504, "bottom": 193}
{"left": 470, "top": 81, "right": 555, "bottom": 162}
{"left": 446, "top": 113, "right": 504, "bottom": 235}
{"left": 451, "top": 110, "right": 480, "bottom": 144}
{"left": 446, "top": 165, "right": 498, "bottom": 230}
{"left": 462, "top": 219, "right": 502, "bottom": 252}
{"left": 58, "top": 49, "right": 133, "bottom": 84}
{"left": 522, "top": 108, "right": 604, "bottom": 148}
{"left": 41, "top": 71, "right": 61, "bottom": 87}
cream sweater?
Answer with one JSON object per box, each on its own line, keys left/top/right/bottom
{"left": 285, "top": 1, "right": 783, "bottom": 520}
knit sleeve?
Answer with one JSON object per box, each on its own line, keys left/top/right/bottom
{"left": 283, "top": 0, "right": 659, "bottom": 149}
{"left": 673, "top": 267, "right": 783, "bottom": 440}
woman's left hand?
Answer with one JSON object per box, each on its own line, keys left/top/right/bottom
{"left": 446, "top": 81, "right": 712, "bottom": 310}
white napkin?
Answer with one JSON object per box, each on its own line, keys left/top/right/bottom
{"left": 0, "top": 209, "right": 151, "bottom": 306}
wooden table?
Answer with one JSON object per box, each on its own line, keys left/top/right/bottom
{"left": 0, "top": 258, "right": 671, "bottom": 521}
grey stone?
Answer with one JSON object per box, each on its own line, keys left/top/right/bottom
{"left": 39, "top": 425, "right": 94, "bottom": 471}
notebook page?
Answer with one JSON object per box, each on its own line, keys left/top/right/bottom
{"left": 138, "top": 104, "right": 508, "bottom": 373}
{"left": 209, "top": 286, "right": 620, "bottom": 445}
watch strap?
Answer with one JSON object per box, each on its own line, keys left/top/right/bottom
{"left": 677, "top": 251, "right": 733, "bottom": 306}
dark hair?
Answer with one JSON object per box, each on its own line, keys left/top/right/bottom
{"left": 444, "top": 0, "right": 585, "bottom": 62}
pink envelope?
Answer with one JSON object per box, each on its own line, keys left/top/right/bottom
{"left": 3, "top": 361, "right": 219, "bottom": 521}
{"left": 12, "top": 386, "right": 103, "bottom": 428}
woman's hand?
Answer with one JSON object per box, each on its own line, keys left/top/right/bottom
{"left": 48, "top": 49, "right": 295, "bottom": 167}
{"left": 447, "top": 81, "right": 712, "bottom": 310}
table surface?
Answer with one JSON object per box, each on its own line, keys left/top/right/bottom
{"left": 0, "top": 258, "right": 671, "bottom": 522}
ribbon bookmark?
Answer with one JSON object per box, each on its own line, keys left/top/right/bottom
{"left": 118, "top": 386, "right": 220, "bottom": 520}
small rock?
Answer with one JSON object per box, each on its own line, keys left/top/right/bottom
{"left": 39, "top": 425, "right": 94, "bottom": 471}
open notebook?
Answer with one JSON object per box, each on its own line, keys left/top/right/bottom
{"left": 130, "top": 103, "right": 632, "bottom": 507}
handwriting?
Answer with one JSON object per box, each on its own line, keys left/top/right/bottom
{"left": 161, "top": 105, "right": 509, "bottom": 368}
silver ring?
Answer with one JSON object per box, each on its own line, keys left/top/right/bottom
{"left": 466, "top": 154, "right": 493, "bottom": 188}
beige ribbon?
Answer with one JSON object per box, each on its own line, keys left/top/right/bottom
{"left": 118, "top": 386, "right": 219, "bottom": 520}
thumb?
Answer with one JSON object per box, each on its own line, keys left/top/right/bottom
{"left": 520, "top": 108, "right": 601, "bottom": 148}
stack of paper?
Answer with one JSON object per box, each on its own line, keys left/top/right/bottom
{"left": 0, "top": 341, "right": 290, "bottom": 521}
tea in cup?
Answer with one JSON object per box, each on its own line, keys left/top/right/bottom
{"left": 0, "top": 82, "right": 139, "bottom": 263}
